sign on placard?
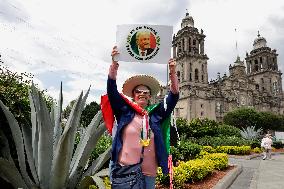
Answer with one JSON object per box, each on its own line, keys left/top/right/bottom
{"left": 116, "top": 24, "right": 173, "bottom": 64}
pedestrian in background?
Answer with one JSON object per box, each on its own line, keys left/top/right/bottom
{"left": 261, "top": 134, "right": 273, "bottom": 160}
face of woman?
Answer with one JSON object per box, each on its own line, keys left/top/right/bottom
{"left": 132, "top": 85, "right": 151, "bottom": 108}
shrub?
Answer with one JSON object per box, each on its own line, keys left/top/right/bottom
{"left": 171, "top": 140, "right": 202, "bottom": 162}
{"left": 215, "top": 146, "right": 251, "bottom": 155}
{"left": 202, "top": 146, "right": 216, "bottom": 153}
{"left": 252, "top": 147, "right": 262, "bottom": 153}
{"left": 203, "top": 153, "right": 228, "bottom": 170}
{"left": 176, "top": 118, "right": 218, "bottom": 138}
{"left": 215, "top": 124, "right": 241, "bottom": 137}
{"left": 250, "top": 140, "right": 261, "bottom": 148}
{"left": 195, "top": 136, "right": 252, "bottom": 147}
{"left": 272, "top": 141, "right": 284, "bottom": 149}
{"left": 157, "top": 153, "right": 229, "bottom": 188}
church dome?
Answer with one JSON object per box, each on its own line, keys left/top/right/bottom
{"left": 181, "top": 12, "right": 194, "bottom": 28}
{"left": 253, "top": 32, "right": 267, "bottom": 49}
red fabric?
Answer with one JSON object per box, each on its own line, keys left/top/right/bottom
{"left": 101, "top": 94, "right": 114, "bottom": 134}
{"left": 100, "top": 94, "right": 147, "bottom": 135}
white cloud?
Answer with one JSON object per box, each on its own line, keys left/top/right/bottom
{"left": 1, "top": 0, "right": 284, "bottom": 105}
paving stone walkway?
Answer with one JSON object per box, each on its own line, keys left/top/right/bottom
{"left": 228, "top": 153, "right": 284, "bottom": 189}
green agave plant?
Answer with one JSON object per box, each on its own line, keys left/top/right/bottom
{"left": 0, "top": 83, "right": 111, "bottom": 189}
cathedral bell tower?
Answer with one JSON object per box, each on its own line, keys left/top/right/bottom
{"left": 245, "top": 32, "right": 282, "bottom": 96}
{"left": 172, "top": 12, "right": 209, "bottom": 94}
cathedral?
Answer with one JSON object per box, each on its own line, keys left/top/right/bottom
{"left": 159, "top": 12, "right": 284, "bottom": 122}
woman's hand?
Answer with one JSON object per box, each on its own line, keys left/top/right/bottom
{"left": 168, "top": 58, "right": 179, "bottom": 93}
{"left": 109, "top": 46, "right": 120, "bottom": 79}
{"left": 111, "top": 46, "right": 119, "bottom": 66}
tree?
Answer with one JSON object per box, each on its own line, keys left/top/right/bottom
{"left": 223, "top": 108, "right": 260, "bottom": 129}
{"left": 0, "top": 62, "right": 53, "bottom": 188}
{"left": 81, "top": 102, "right": 100, "bottom": 127}
{"left": 223, "top": 107, "right": 284, "bottom": 131}
{"left": 63, "top": 101, "right": 100, "bottom": 128}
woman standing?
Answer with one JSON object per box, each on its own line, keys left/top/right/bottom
{"left": 106, "top": 46, "right": 179, "bottom": 189}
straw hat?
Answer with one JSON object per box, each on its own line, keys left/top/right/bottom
{"left": 122, "top": 74, "right": 160, "bottom": 97}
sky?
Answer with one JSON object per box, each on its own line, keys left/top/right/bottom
{"left": 1, "top": 0, "right": 284, "bottom": 106}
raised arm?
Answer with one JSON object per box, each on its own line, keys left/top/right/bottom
{"left": 107, "top": 46, "right": 126, "bottom": 115}
{"left": 155, "top": 59, "right": 179, "bottom": 119}
{"left": 168, "top": 58, "right": 179, "bottom": 94}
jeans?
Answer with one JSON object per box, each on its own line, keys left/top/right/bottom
{"left": 110, "top": 160, "right": 156, "bottom": 189}
{"left": 143, "top": 175, "right": 156, "bottom": 189}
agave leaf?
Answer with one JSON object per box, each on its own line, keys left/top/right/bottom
{"left": 50, "top": 103, "right": 55, "bottom": 129}
{"left": 34, "top": 90, "right": 54, "bottom": 188}
{"left": 91, "top": 175, "right": 106, "bottom": 189}
{"left": 68, "top": 121, "right": 107, "bottom": 188}
{"left": 83, "top": 146, "right": 111, "bottom": 177}
{"left": 50, "top": 92, "right": 84, "bottom": 189}
{"left": 29, "top": 88, "right": 39, "bottom": 175}
{"left": 78, "top": 176, "right": 95, "bottom": 189}
{"left": 0, "top": 100, "right": 34, "bottom": 188}
{"left": 0, "top": 158, "right": 29, "bottom": 189}
{"left": 80, "top": 175, "right": 106, "bottom": 189}
{"left": 22, "top": 124, "right": 39, "bottom": 185}
{"left": 81, "top": 86, "right": 91, "bottom": 111}
{"left": 0, "top": 130, "right": 14, "bottom": 163}
{"left": 69, "top": 110, "right": 102, "bottom": 173}
{"left": 53, "top": 82, "right": 63, "bottom": 153}
{"left": 94, "top": 168, "right": 109, "bottom": 177}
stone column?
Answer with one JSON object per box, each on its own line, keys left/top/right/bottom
{"left": 173, "top": 45, "right": 177, "bottom": 58}
{"left": 184, "top": 37, "right": 188, "bottom": 52}
{"left": 200, "top": 39, "right": 204, "bottom": 54}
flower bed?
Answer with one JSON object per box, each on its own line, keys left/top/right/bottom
{"left": 156, "top": 153, "right": 228, "bottom": 189}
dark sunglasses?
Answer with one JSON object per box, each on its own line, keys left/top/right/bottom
{"left": 134, "top": 89, "right": 150, "bottom": 95}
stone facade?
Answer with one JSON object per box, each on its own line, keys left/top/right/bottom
{"left": 158, "top": 13, "right": 284, "bottom": 122}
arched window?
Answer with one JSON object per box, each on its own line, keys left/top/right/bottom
{"left": 195, "top": 69, "right": 199, "bottom": 81}
{"left": 254, "top": 60, "right": 259, "bottom": 71}
{"left": 256, "top": 84, "right": 259, "bottom": 90}
{"left": 202, "top": 75, "right": 204, "bottom": 82}
{"left": 189, "top": 73, "right": 192, "bottom": 81}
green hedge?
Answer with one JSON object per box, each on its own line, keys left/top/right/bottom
{"left": 194, "top": 136, "right": 252, "bottom": 147}
{"left": 157, "top": 153, "right": 228, "bottom": 189}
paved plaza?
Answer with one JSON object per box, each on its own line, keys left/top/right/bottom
{"left": 228, "top": 153, "right": 284, "bottom": 189}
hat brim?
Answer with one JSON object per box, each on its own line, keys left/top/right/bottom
{"left": 122, "top": 75, "right": 160, "bottom": 98}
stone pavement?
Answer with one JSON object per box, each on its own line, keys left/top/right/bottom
{"left": 228, "top": 153, "right": 284, "bottom": 189}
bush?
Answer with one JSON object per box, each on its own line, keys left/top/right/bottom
{"left": 250, "top": 140, "right": 261, "bottom": 148}
{"left": 202, "top": 146, "right": 216, "bottom": 153}
{"left": 272, "top": 141, "right": 284, "bottom": 149}
{"left": 176, "top": 118, "right": 218, "bottom": 138}
{"left": 215, "top": 146, "right": 251, "bottom": 155}
{"left": 202, "top": 153, "right": 228, "bottom": 170}
{"left": 171, "top": 140, "right": 202, "bottom": 162}
{"left": 157, "top": 153, "right": 229, "bottom": 188}
{"left": 215, "top": 124, "right": 241, "bottom": 137}
{"left": 252, "top": 147, "right": 262, "bottom": 153}
{"left": 195, "top": 136, "right": 252, "bottom": 147}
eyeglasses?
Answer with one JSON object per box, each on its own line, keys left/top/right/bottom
{"left": 134, "top": 89, "right": 150, "bottom": 95}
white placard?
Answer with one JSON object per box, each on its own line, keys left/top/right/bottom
{"left": 116, "top": 24, "right": 173, "bottom": 64}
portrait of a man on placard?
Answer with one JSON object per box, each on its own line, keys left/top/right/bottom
{"left": 130, "top": 30, "right": 157, "bottom": 57}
